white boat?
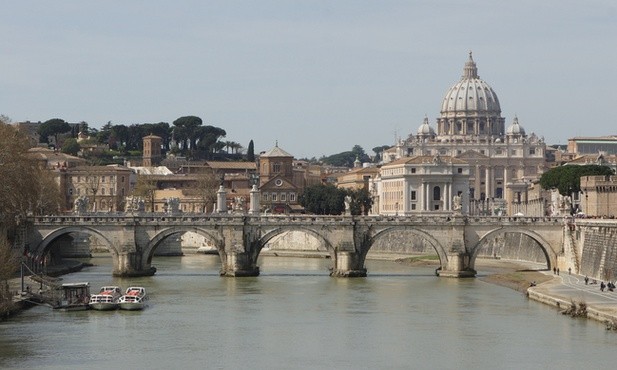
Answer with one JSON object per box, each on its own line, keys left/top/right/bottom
{"left": 89, "top": 286, "right": 122, "bottom": 310}
{"left": 118, "top": 287, "right": 147, "bottom": 311}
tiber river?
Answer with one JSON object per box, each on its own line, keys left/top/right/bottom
{"left": 0, "top": 254, "right": 615, "bottom": 369}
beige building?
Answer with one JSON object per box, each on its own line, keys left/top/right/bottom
{"left": 336, "top": 166, "right": 380, "bottom": 191}
{"left": 376, "top": 155, "right": 470, "bottom": 215}
{"left": 383, "top": 53, "right": 547, "bottom": 214}
{"left": 567, "top": 136, "right": 617, "bottom": 156}
{"left": 62, "top": 165, "right": 134, "bottom": 212}
{"left": 580, "top": 175, "right": 617, "bottom": 218}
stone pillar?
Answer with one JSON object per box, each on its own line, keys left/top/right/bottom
{"left": 485, "top": 166, "right": 491, "bottom": 199}
{"left": 249, "top": 185, "right": 260, "bottom": 215}
{"left": 437, "top": 252, "right": 475, "bottom": 278}
{"left": 330, "top": 251, "right": 367, "bottom": 277}
{"left": 220, "top": 251, "right": 260, "bottom": 277}
{"left": 474, "top": 165, "right": 481, "bottom": 199}
{"left": 216, "top": 185, "right": 227, "bottom": 213}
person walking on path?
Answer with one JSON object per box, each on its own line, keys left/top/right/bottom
{"left": 553, "top": 267, "right": 556, "bottom": 274}
{"left": 600, "top": 281, "right": 606, "bottom": 292}
{"left": 568, "top": 267, "right": 571, "bottom": 275}
{"left": 585, "top": 276, "right": 589, "bottom": 285}
{"left": 557, "top": 268, "right": 560, "bottom": 275}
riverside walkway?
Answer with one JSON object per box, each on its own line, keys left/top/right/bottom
{"left": 528, "top": 271, "right": 617, "bottom": 325}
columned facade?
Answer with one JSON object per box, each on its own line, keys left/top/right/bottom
{"left": 377, "top": 155, "right": 470, "bottom": 215}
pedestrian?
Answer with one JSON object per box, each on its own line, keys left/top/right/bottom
{"left": 568, "top": 267, "right": 571, "bottom": 275}
{"left": 557, "top": 268, "right": 560, "bottom": 275}
{"left": 600, "top": 281, "right": 605, "bottom": 292}
{"left": 553, "top": 267, "right": 556, "bottom": 274}
{"left": 584, "top": 276, "right": 589, "bottom": 285}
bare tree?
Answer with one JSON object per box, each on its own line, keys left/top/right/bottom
{"left": 0, "top": 237, "right": 19, "bottom": 315}
{"left": 132, "top": 176, "right": 157, "bottom": 212}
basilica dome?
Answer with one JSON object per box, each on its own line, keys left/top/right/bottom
{"left": 436, "top": 52, "right": 505, "bottom": 139}
{"left": 440, "top": 52, "right": 501, "bottom": 117}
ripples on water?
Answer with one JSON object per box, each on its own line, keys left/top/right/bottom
{"left": 0, "top": 255, "right": 615, "bottom": 369}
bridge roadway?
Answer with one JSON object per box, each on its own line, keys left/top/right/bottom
{"left": 23, "top": 214, "right": 567, "bottom": 278}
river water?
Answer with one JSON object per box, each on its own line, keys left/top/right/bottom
{"left": 1, "top": 255, "right": 615, "bottom": 369}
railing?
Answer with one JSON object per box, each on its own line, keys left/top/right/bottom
{"left": 28, "top": 213, "right": 570, "bottom": 226}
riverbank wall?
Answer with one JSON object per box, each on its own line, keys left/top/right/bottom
{"left": 527, "top": 280, "right": 617, "bottom": 327}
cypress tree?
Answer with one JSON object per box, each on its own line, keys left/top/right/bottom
{"left": 247, "top": 140, "right": 255, "bottom": 162}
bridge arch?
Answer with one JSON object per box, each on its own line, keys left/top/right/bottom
{"left": 469, "top": 227, "right": 555, "bottom": 270}
{"left": 36, "top": 226, "right": 118, "bottom": 257}
{"left": 257, "top": 226, "right": 335, "bottom": 259}
{"left": 143, "top": 226, "right": 225, "bottom": 264}
{"left": 364, "top": 226, "right": 449, "bottom": 267}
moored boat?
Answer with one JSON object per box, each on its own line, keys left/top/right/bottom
{"left": 89, "top": 286, "right": 122, "bottom": 310}
{"left": 118, "top": 287, "right": 147, "bottom": 311}
{"left": 53, "top": 282, "right": 91, "bottom": 311}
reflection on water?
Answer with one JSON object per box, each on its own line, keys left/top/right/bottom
{"left": 0, "top": 254, "right": 615, "bottom": 369}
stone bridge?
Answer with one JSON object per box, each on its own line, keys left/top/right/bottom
{"left": 22, "top": 214, "right": 568, "bottom": 278}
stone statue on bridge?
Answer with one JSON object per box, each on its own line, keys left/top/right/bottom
{"left": 452, "top": 194, "right": 462, "bottom": 213}
{"left": 166, "top": 197, "right": 180, "bottom": 214}
{"left": 344, "top": 195, "right": 352, "bottom": 216}
{"left": 73, "top": 196, "right": 89, "bottom": 215}
{"left": 125, "top": 196, "right": 145, "bottom": 214}
{"left": 232, "top": 196, "right": 246, "bottom": 213}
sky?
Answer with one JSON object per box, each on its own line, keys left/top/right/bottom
{"left": 1, "top": 1, "right": 616, "bottom": 159}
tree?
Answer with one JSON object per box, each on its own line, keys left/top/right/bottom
{"left": 38, "top": 118, "right": 71, "bottom": 147}
{"left": 173, "top": 116, "right": 203, "bottom": 155}
{"left": 247, "top": 140, "right": 255, "bottom": 162}
{"left": 0, "top": 124, "right": 49, "bottom": 231}
{"left": 347, "top": 188, "right": 373, "bottom": 215}
{"left": 321, "top": 145, "right": 371, "bottom": 167}
{"left": 0, "top": 237, "right": 19, "bottom": 315}
{"left": 299, "top": 184, "right": 346, "bottom": 215}
{"left": 372, "top": 145, "right": 391, "bottom": 162}
{"left": 192, "top": 169, "right": 220, "bottom": 212}
{"left": 540, "top": 165, "right": 614, "bottom": 196}
{"left": 62, "top": 138, "right": 81, "bottom": 156}
{"left": 132, "top": 176, "right": 158, "bottom": 212}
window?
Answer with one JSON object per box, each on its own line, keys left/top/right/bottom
{"left": 433, "top": 186, "right": 441, "bottom": 201}
{"left": 121, "top": 176, "right": 125, "bottom": 183}
{"left": 290, "top": 193, "right": 296, "bottom": 202}
{"left": 529, "top": 148, "right": 536, "bottom": 155}
{"left": 69, "top": 188, "right": 73, "bottom": 195}
{"left": 272, "top": 193, "right": 278, "bottom": 201}
{"left": 101, "top": 176, "right": 106, "bottom": 183}
{"left": 101, "top": 188, "right": 106, "bottom": 195}
{"left": 411, "top": 204, "right": 416, "bottom": 210}
{"left": 281, "top": 193, "right": 286, "bottom": 201}
{"left": 273, "top": 162, "right": 281, "bottom": 173}
{"left": 411, "top": 168, "right": 416, "bottom": 174}
{"left": 411, "top": 190, "right": 417, "bottom": 201}
{"left": 263, "top": 193, "right": 268, "bottom": 201}
{"left": 457, "top": 168, "right": 463, "bottom": 174}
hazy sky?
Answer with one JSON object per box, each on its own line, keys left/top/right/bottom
{"left": 2, "top": 1, "right": 616, "bottom": 158}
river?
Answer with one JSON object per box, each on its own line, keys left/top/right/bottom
{"left": 1, "top": 255, "right": 615, "bottom": 369}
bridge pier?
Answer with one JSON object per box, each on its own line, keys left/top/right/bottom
{"left": 220, "top": 252, "right": 260, "bottom": 277}
{"left": 330, "top": 251, "right": 367, "bottom": 277}
{"left": 113, "top": 252, "right": 157, "bottom": 277}
{"left": 437, "top": 252, "right": 476, "bottom": 278}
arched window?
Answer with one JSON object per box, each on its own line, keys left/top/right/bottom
{"left": 433, "top": 186, "right": 441, "bottom": 201}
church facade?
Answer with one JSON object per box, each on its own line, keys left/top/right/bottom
{"left": 382, "top": 53, "right": 547, "bottom": 213}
